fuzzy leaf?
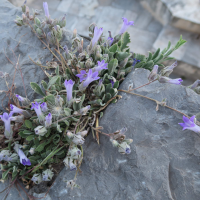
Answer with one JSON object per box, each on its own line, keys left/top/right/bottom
{"left": 26, "top": 135, "right": 35, "bottom": 141}
{"left": 45, "top": 95, "right": 55, "bottom": 105}
{"left": 30, "top": 82, "right": 45, "bottom": 96}
{"left": 41, "top": 80, "right": 48, "bottom": 90}
{"left": 64, "top": 108, "right": 72, "bottom": 116}
{"left": 47, "top": 76, "right": 60, "bottom": 89}
{"left": 120, "top": 32, "right": 131, "bottom": 51}
{"left": 35, "top": 142, "right": 47, "bottom": 152}
{"left": 116, "top": 52, "right": 131, "bottom": 62}
{"left": 109, "top": 43, "right": 118, "bottom": 53}
{"left": 108, "top": 59, "right": 118, "bottom": 76}
{"left": 25, "top": 120, "right": 32, "bottom": 129}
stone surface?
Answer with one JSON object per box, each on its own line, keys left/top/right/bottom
{"left": 140, "top": 0, "right": 200, "bottom": 34}
{"left": 116, "top": 26, "right": 157, "bottom": 55}
{"left": 153, "top": 25, "right": 200, "bottom": 80}
{"left": 0, "top": 0, "right": 73, "bottom": 111}
{"left": 45, "top": 68, "right": 200, "bottom": 200}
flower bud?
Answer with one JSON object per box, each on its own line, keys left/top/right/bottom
{"left": 89, "top": 23, "right": 96, "bottom": 33}
{"left": 32, "top": 174, "right": 43, "bottom": 184}
{"left": 16, "top": 94, "right": 30, "bottom": 106}
{"left": 35, "top": 17, "right": 41, "bottom": 27}
{"left": 29, "top": 148, "right": 35, "bottom": 155}
{"left": 34, "top": 126, "right": 47, "bottom": 136}
{"left": 67, "top": 131, "right": 74, "bottom": 139}
{"left": 55, "top": 95, "right": 64, "bottom": 107}
{"left": 160, "top": 61, "right": 177, "bottom": 77}
{"left": 42, "top": 169, "right": 54, "bottom": 181}
{"left": 189, "top": 80, "right": 200, "bottom": 90}
{"left": 69, "top": 147, "right": 82, "bottom": 157}
{"left": 25, "top": 6, "right": 29, "bottom": 18}
{"left": 41, "top": 102, "right": 48, "bottom": 112}
{"left": 72, "top": 135, "right": 85, "bottom": 145}
{"left": 118, "top": 142, "right": 131, "bottom": 154}
{"left": 77, "top": 130, "right": 88, "bottom": 137}
{"left": 148, "top": 65, "right": 158, "bottom": 81}
{"left": 21, "top": 1, "right": 26, "bottom": 13}
{"left": 85, "top": 58, "right": 93, "bottom": 68}
{"left": 36, "top": 28, "right": 43, "bottom": 37}
{"left": 111, "top": 139, "right": 119, "bottom": 147}
{"left": 73, "top": 29, "right": 77, "bottom": 39}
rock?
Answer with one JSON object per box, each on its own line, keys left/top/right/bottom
{"left": 0, "top": 0, "right": 73, "bottom": 112}
{"left": 140, "top": 0, "right": 200, "bottom": 34}
{"left": 47, "top": 68, "right": 200, "bottom": 200}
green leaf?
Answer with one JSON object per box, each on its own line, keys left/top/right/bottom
{"left": 26, "top": 135, "right": 35, "bottom": 141}
{"left": 23, "top": 130, "right": 33, "bottom": 135}
{"left": 35, "top": 142, "right": 47, "bottom": 152}
{"left": 19, "top": 131, "right": 27, "bottom": 138}
{"left": 109, "top": 43, "right": 118, "bottom": 53}
{"left": 12, "top": 170, "right": 18, "bottom": 181}
{"left": 143, "top": 60, "right": 154, "bottom": 70}
{"left": 64, "top": 108, "right": 72, "bottom": 116}
{"left": 146, "top": 52, "right": 152, "bottom": 62}
{"left": 45, "top": 95, "right": 55, "bottom": 105}
{"left": 108, "top": 59, "right": 118, "bottom": 76}
{"left": 100, "top": 112, "right": 103, "bottom": 118}
{"left": 2, "top": 168, "right": 12, "bottom": 180}
{"left": 30, "top": 82, "right": 45, "bottom": 96}
{"left": 113, "top": 81, "right": 119, "bottom": 89}
{"left": 47, "top": 76, "right": 60, "bottom": 89}
{"left": 32, "top": 146, "right": 64, "bottom": 172}
{"left": 152, "top": 48, "right": 160, "bottom": 60}
{"left": 120, "top": 32, "right": 131, "bottom": 51}
{"left": 55, "top": 66, "right": 59, "bottom": 75}
{"left": 116, "top": 52, "right": 131, "bottom": 62}
{"left": 25, "top": 120, "right": 32, "bottom": 129}
{"left": 41, "top": 80, "right": 48, "bottom": 90}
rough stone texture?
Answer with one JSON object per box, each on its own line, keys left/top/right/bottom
{"left": 153, "top": 25, "right": 200, "bottom": 80}
{"left": 0, "top": 0, "right": 73, "bottom": 111}
{"left": 45, "top": 68, "right": 200, "bottom": 200}
{"left": 140, "top": 0, "right": 200, "bottom": 34}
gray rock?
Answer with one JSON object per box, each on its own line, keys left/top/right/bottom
{"left": 0, "top": 0, "right": 72, "bottom": 112}
{"left": 48, "top": 68, "right": 200, "bottom": 200}
{"left": 140, "top": 0, "right": 200, "bottom": 34}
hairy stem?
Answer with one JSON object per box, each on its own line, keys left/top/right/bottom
{"left": 119, "top": 89, "right": 190, "bottom": 118}
{"left": 129, "top": 79, "right": 157, "bottom": 91}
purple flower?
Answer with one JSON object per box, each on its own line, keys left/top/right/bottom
{"left": 161, "top": 61, "right": 178, "bottom": 76}
{"left": 45, "top": 113, "right": 52, "bottom": 128}
{"left": 10, "top": 104, "right": 23, "bottom": 114}
{"left": 41, "top": 102, "right": 48, "bottom": 112}
{"left": 18, "top": 149, "right": 31, "bottom": 166}
{"left": 63, "top": 45, "right": 69, "bottom": 54}
{"left": 110, "top": 79, "right": 114, "bottom": 87}
{"left": 93, "top": 60, "right": 108, "bottom": 72}
{"left": 64, "top": 79, "right": 74, "bottom": 102}
{"left": 69, "top": 162, "right": 77, "bottom": 171}
{"left": 0, "top": 113, "right": 14, "bottom": 139}
{"left": 148, "top": 65, "right": 158, "bottom": 81}
{"left": 190, "top": 80, "right": 200, "bottom": 90}
{"left": 107, "top": 37, "right": 114, "bottom": 46}
{"left": 119, "top": 17, "right": 134, "bottom": 35}
{"left": 16, "top": 94, "right": 25, "bottom": 102}
{"left": 76, "top": 70, "right": 88, "bottom": 82}
{"left": 83, "top": 69, "right": 100, "bottom": 88}
{"left": 179, "top": 116, "right": 200, "bottom": 133}
{"left": 91, "top": 27, "right": 103, "bottom": 47}
{"left": 43, "top": 2, "right": 49, "bottom": 18}
{"left": 159, "top": 77, "right": 183, "bottom": 85}
{"left": 31, "top": 102, "right": 45, "bottom": 122}
{"left": 132, "top": 58, "right": 140, "bottom": 68}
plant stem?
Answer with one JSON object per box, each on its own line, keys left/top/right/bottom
{"left": 119, "top": 89, "right": 190, "bottom": 118}
{"left": 27, "top": 22, "right": 61, "bottom": 62}
{"left": 128, "top": 79, "right": 157, "bottom": 91}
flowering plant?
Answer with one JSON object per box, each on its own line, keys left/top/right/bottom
{"left": 0, "top": 1, "right": 189, "bottom": 198}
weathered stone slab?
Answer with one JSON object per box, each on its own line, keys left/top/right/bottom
{"left": 140, "top": 0, "right": 200, "bottom": 34}
{"left": 45, "top": 68, "right": 200, "bottom": 200}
